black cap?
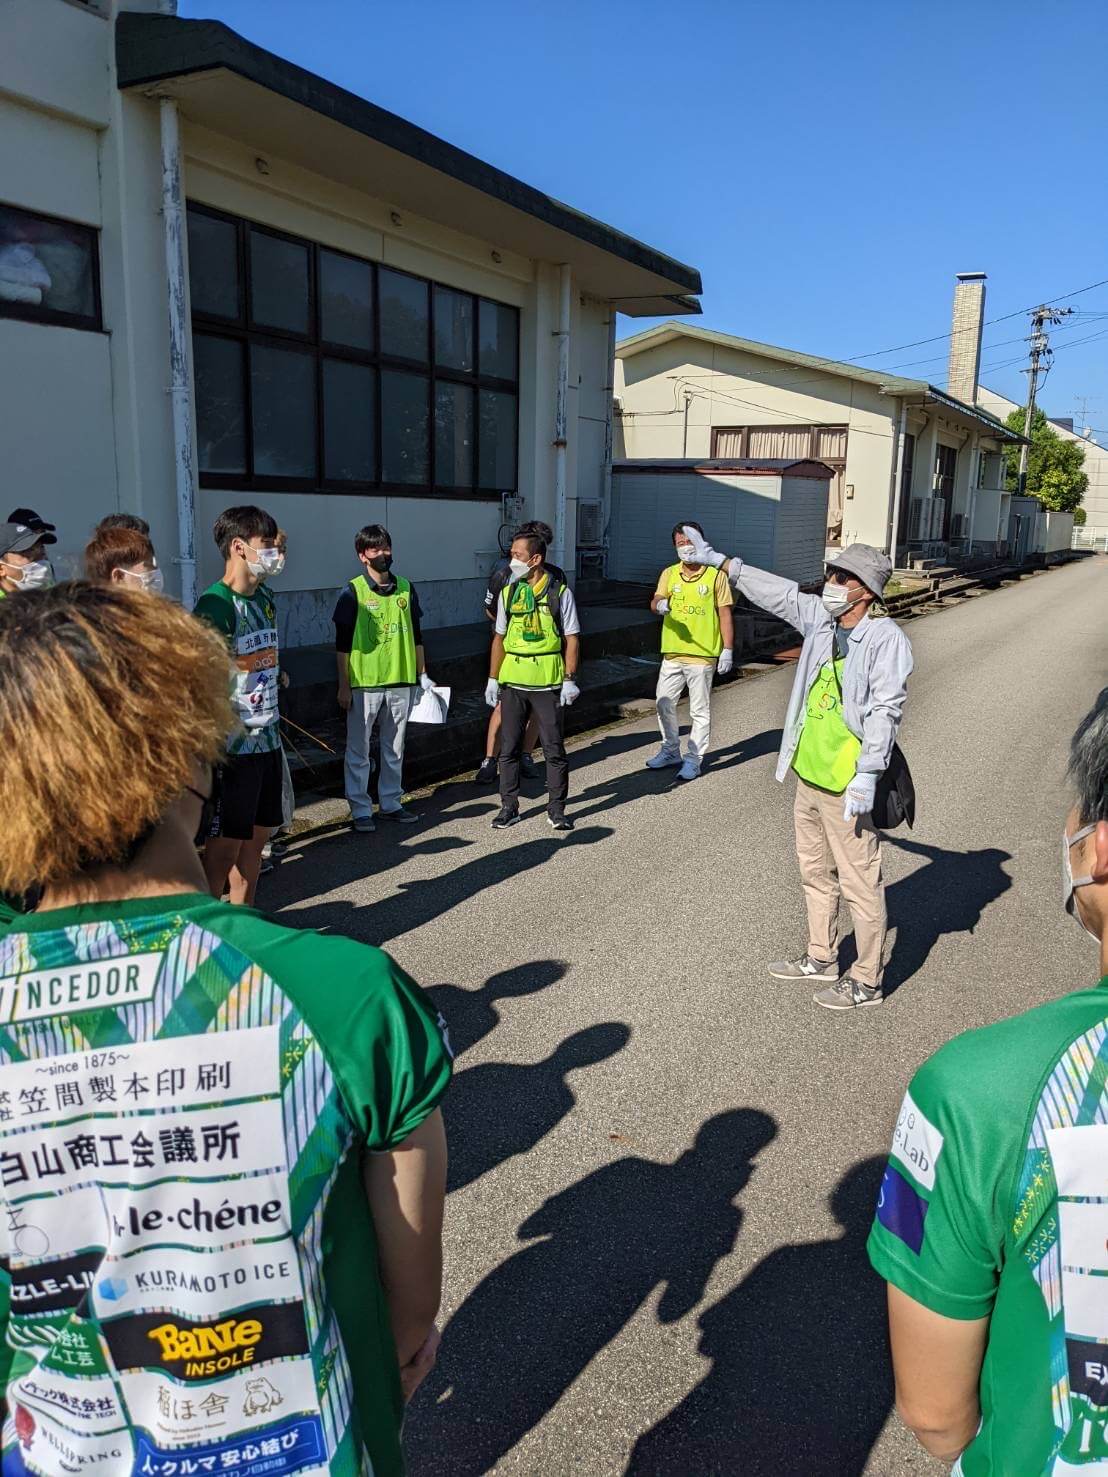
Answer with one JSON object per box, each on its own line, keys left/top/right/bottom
{"left": 7, "top": 508, "right": 57, "bottom": 545}
{"left": 0, "top": 522, "right": 46, "bottom": 558}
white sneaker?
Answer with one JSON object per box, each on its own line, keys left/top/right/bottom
{"left": 676, "top": 758, "right": 700, "bottom": 782}
{"left": 646, "top": 749, "right": 682, "bottom": 770}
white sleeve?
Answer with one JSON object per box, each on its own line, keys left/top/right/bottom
{"left": 494, "top": 595, "right": 508, "bottom": 637}
{"left": 558, "top": 586, "right": 582, "bottom": 637}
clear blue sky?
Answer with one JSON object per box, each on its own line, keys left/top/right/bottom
{"left": 179, "top": 0, "right": 1108, "bottom": 438}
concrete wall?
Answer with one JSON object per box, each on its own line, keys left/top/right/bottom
{"left": 615, "top": 338, "right": 898, "bottom": 550}
{"left": 978, "top": 385, "right": 1108, "bottom": 538}
{"left": 1, "top": 0, "right": 625, "bottom": 642}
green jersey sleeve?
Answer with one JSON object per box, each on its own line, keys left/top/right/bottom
{"left": 867, "top": 1031, "right": 1014, "bottom": 1321}
{"left": 193, "top": 584, "right": 236, "bottom": 641}
{"left": 210, "top": 909, "right": 452, "bottom": 1150}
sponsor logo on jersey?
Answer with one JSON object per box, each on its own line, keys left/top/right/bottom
{"left": 104, "top": 1302, "right": 309, "bottom": 1380}
{"left": 875, "top": 1161, "right": 929, "bottom": 1255}
{"left": 10, "top": 1250, "right": 101, "bottom": 1313}
{"left": 891, "top": 1089, "right": 944, "bottom": 1191}
{"left": 1068, "top": 1337, "right": 1108, "bottom": 1408}
{"left": 0, "top": 953, "right": 162, "bottom": 1023}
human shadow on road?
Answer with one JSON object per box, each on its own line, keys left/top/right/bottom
{"left": 446, "top": 1022, "right": 631, "bottom": 1192}
{"left": 627, "top": 1156, "right": 892, "bottom": 1477}
{"left": 406, "top": 1108, "right": 777, "bottom": 1477}
{"left": 428, "top": 960, "right": 567, "bottom": 1060}
{"left": 556, "top": 727, "right": 783, "bottom": 826}
{"left": 881, "top": 836, "right": 1013, "bottom": 997}
{"left": 272, "top": 824, "right": 615, "bottom": 948}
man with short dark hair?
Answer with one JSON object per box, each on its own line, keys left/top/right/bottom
{"left": 868, "top": 687, "right": 1108, "bottom": 1473}
{"left": 486, "top": 527, "right": 580, "bottom": 832}
{"left": 94, "top": 512, "right": 150, "bottom": 537}
{"left": 333, "top": 524, "right": 434, "bottom": 832}
{"left": 193, "top": 505, "right": 284, "bottom": 904}
{"left": 476, "top": 521, "right": 566, "bottom": 786}
{"left": 647, "top": 520, "right": 734, "bottom": 782}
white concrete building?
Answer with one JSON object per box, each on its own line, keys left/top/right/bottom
{"left": 975, "top": 386, "right": 1108, "bottom": 544}
{"left": 615, "top": 317, "right": 1023, "bottom": 564}
{"left": 0, "top": 0, "right": 701, "bottom": 642}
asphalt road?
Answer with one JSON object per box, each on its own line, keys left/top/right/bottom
{"left": 264, "top": 555, "right": 1108, "bottom": 1477}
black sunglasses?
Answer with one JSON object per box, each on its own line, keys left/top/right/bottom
{"left": 825, "top": 568, "right": 854, "bottom": 585}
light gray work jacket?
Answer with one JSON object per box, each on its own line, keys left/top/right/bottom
{"left": 730, "top": 559, "right": 913, "bottom": 784}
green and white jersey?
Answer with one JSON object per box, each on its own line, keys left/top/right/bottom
{"left": 194, "top": 582, "right": 281, "bottom": 757}
{"left": 868, "top": 977, "right": 1108, "bottom": 1475}
{"left": 0, "top": 894, "right": 452, "bottom": 1477}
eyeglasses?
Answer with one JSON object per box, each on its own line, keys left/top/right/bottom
{"left": 825, "top": 569, "right": 853, "bottom": 586}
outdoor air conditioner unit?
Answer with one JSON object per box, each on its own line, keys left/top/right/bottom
{"left": 929, "top": 501, "right": 947, "bottom": 541}
{"left": 908, "top": 498, "right": 927, "bottom": 541}
{"left": 577, "top": 502, "right": 603, "bottom": 548}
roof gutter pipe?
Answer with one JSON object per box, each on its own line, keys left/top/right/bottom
{"left": 159, "top": 95, "right": 197, "bottom": 609}
{"left": 552, "top": 264, "right": 572, "bottom": 572}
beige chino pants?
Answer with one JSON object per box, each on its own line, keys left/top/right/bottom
{"left": 793, "top": 777, "right": 886, "bottom": 987}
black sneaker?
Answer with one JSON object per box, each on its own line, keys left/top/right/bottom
{"left": 491, "top": 806, "right": 520, "bottom": 830}
{"left": 475, "top": 756, "right": 498, "bottom": 785}
{"left": 520, "top": 754, "right": 541, "bottom": 780}
{"left": 547, "top": 814, "right": 574, "bottom": 832}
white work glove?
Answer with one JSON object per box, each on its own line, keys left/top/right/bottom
{"left": 485, "top": 678, "right": 500, "bottom": 708}
{"left": 560, "top": 678, "right": 580, "bottom": 707}
{"left": 716, "top": 649, "right": 734, "bottom": 677}
{"left": 681, "top": 524, "right": 726, "bottom": 569}
{"left": 843, "top": 771, "right": 877, "bottom": 822}
{"left": 419, "top": 673, "right": 435, "bottom": 692}
{"left": 655, "top": 597, "right": 670, "bottom": 616}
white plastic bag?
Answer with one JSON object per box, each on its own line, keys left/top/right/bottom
{"left": 409, "top": 684, "right": 451, "bottom": 725}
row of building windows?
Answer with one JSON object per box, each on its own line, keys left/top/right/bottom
{"left": 188, "top": 205, "right": 519, "bottom": 498}
{"left": 0, "top": 198, "right": 520, "bottom": 500}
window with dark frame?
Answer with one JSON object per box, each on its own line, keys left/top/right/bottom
{"left": 0, "top": 202, "right": 101, "bottom": 331}
{"left": 187, "top": 204, "right": 519, "bottom": 498}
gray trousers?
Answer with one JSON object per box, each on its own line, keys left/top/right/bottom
{"left": 345, "top": 686, "right": 413, "bottom": 818}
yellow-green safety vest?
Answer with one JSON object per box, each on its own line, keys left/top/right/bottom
{"left": 661, "top": 563, "right": 723, "bottom": 659}
{"left": 791, "top": 658, "right": 861, "bottom": 793}
{"left": 499, "top": 577, "right": 565, "bottom": 687}
{"left": 347, "top": 574, "right": 418, "bottom": 688}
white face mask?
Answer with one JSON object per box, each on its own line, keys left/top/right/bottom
{"left": 509, "top": 557, "right": 533, "bottom": 582}
{"left": 1064, "top": 824, "right": 1100, "bottom": 942}
{"left": 822, "top": 579, "right": 869, "bottom": 620}
{"left": 242, "top": 544, "right": 282, "bottom": 577}
{"left": 119, "top": 566, "right": 165, "bottom": 595}
{"left": 676, "top": 543, "right": 698, "bottom": 564}
{"left": 3, "top": 557, "right": 52, "bottom": 590}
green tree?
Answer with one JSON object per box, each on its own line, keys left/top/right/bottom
{"left": 1004, "top": 407, "right": 1088, "bottom": 512}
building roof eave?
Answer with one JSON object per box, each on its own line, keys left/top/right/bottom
{"left": 115, "top": 14, "right": 702, "bottom": 309}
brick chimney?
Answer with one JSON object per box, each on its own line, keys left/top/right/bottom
{"left": 946, "top": 272, "right": 986, "bottom": 405}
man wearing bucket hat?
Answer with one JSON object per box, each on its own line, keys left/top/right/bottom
{"left": 680, "top": 527, "right": 913, "bottom": 1011}
{"left": 0, "top": 512, "right": 56, "bottom": 597}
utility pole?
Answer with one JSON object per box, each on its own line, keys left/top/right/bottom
{"left": 1018, "top": 304, "right": 1074, "bottom": 496}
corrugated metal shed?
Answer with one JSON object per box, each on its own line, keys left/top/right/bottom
{"left": 609, "top": 458, "right": 830, "bottom": 585}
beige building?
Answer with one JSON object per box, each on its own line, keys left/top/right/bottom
{"left": 615, "top": 313, "right": 1023, "bottom": 563}
{"left": 975, "top": 386, "right": 1108, "bottom": 545}
{"left": 0, "top": 0, "right": 700, "bottom": 641}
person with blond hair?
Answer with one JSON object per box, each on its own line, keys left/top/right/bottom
{"left": 0, "top": 582, "right": 451, "bottom": 1475}
{"left": 83, "top": 521, "right": 163, "bottom": 592}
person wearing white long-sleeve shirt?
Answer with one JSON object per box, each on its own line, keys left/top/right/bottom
{"left": 681, "top": 527, "right": 913, "bottom": 1011}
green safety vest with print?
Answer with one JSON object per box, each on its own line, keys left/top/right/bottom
{"left": 499, "top": 576, "right": 566, "bottom": 688}
{"left": 346, "top": 576, "right": 417, "bottom": 689}
{"left": 791, "top": 658, "right": 861, "bottom": 793}
{"left": 660, "top": 564, "right": 723, "bottom": 660}
{"left": 193, "top": 583, "right": 281, "bottom": 758}
{"left": 867, "top": 976, "right": 1108, "bottom": 1476}
{"left": 0, "top": 893, "right": 452, "bottom": 1477}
